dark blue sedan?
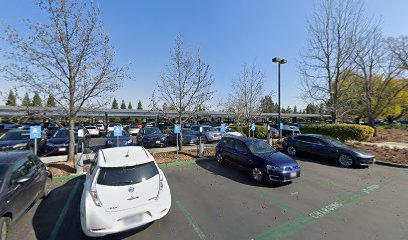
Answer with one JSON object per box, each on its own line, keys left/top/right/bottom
{"left": 105, "top": 130, "right": 133, "bottom": 148}
{"left": 216, "top": 136, "right": 300, "bottom": 183}
{"left": 282, "top": 134, "right": 375, "bottom": 167}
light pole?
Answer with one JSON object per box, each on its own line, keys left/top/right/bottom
{"left": 272, "top": 57, "right": 287, "bottom": 140}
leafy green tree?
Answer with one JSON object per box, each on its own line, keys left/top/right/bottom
{"left": 46, "top": 94, "right": 56, "bottom": 107}
{"left": 111, "top": 98, "right": 119, "bottom": 109}
{"left": 137, "top": 100, "right": 143, "bottom": 110}
{"left": 260, "top": 96, "right": 274, "bottom": 113}
{"left": 120, "top": 100, "right": 126, "bottom": 109}
{"left": 32, "top": 92, "right": 42, "bottom": 107}
{"left": 128, "top": 101, "right": 133, "bottom": 109}
{"left": 293, "top": 106, "right": 298, "bottom": 114}
{"left": 5, "top": 90, "right": 16, "bottom": 106}
{"left": 22, "top": 92, "right": 31, "bottom": 107}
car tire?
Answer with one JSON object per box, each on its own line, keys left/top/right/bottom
{"left": 338, "top": 154, "right": 354, "bottom": 168}
{"left": 0, "top": 217, "right": 10, "bottom": 240}
{"left": 216, "top": 152, "right": 225, "bottom": 165}
{"left": 251, "top": 166, "right": 264, "bottom": 183}
{"left": 286, "top": 145, "right": 297, "bottom": 156}
{"left": 42, "top": 177, "right": 53, "bottom": 198}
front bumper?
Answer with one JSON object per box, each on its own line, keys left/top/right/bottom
{"left": 267, "top": 169, "right": 301, "bottom": 182}
{"left": 206, "top": 135, "right": 222, "bottom": 142}
{"left": 143, "top": 139, "right": 167, "bottom": 148}
{"left": 356, "top": 157, "right": 375, "bottom": 165}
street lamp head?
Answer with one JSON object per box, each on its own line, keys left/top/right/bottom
{"left": 280, "top": 59, "right": 287, "bottom": 64}
{"left": 272, "top": 57, "right": 281, "bottom": 63}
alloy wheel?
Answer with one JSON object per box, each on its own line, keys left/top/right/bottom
{"left": 252, "top": 167, "right": 263, "bottom": 182}
{"left": 287, "top": 146, "right": 296, "bottom": 156}
{"left": 339, "top": 154, "right": 353, "bottom": 167}
{"left": 216, "top": 153, "right": 224, "bottom": 165}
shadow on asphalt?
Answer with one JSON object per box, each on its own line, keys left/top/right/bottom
{"left": 294, "top": 154, "right": 369, "bottom": 169}
{"left": 196, "top": 159, "right": 292, "bottom": 188}
{"left": 32, "top": 175, "right": 156, "bottom": 240}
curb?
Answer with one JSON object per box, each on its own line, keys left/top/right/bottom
{"left": 375, "top": 160, "right": 408, "bottom": 168}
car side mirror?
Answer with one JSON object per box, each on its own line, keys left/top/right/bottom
{"left": 15, "top": 176, "right": 31, "bottom": 184}
{"left": 83, "top": 159, "right": 92, "bottom": 165}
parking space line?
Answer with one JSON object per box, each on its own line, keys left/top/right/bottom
{"left": 175, "top": 199, "right": 207, "bottom": 240}
{"left": 251, "top": 175, "right": 400, "bottom": 240}
{"left": 255, "top": 189, "right": 306, "bottom": 216}
{"left": 48, "top": 180, "right": 80, "bottom": 240}
{"left": 159, "top": 158, "right": 214, "bottom": 169}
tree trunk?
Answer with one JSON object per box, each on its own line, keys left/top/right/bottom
{"left": 331, "top": 111, "right": 337, "bottom": 124}
{"left": 68, "top": 117, "right": 76, "bottom": 168}
{"left": 178, "top": 116, "right": 183, "bottom": 151}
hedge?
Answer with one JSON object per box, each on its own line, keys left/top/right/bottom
{"left": 229, "top": 125, "right": 268, "bottom": 139}
{"left": 299, "top": 124, "right": 374, "bottom": 141}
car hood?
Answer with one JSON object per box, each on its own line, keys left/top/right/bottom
{"left": 255, "top": 151, "right": 298, "bottom": 167}
{"left": 0, "top": 140, "right": 28, "bottom": 147}
{"left": 143, "top": 134, "right": 166, "bottom": 138}
{"left": 47, "top": 138, "right": 72, "bottom": 145}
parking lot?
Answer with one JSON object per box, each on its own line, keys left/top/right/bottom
{"left": 7, "top": 155, "right": 408, "bottom": 240}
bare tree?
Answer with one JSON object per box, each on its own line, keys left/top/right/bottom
{"left": 1, "top": 0, "right": 127, "bottom": 165}
{"left": 389, "top": 36, "right": 408, "bottom": 70}
{"left": 300, "top": 0, "right": 364, "bottom": 123}
{"left": 151, "top": 35, "right": 214, "bottom": 150}
{"left": 354, "top": 26, "right": 408, "bottom": 127}
{"left": 227, "top": 63, "right": 264, "bottom": 136}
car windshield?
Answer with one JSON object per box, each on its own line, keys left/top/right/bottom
{"left": 0, "top": 131, "right": 30, "bottom": 141}
{"left": 86, "top": 126, "right": 96, "bottom": 129}
{"left": 181, "top": 130, "right": 195, "bottom": 135}
{"left": 97, "top": 162, "right": 159, "bottom": 186}
{"left": 246, "top": 140, "right": 277, "bottom": 154}
{"left": 319, "top": 136, "right": 346, "bottom": 147}
{"left": 203, "top": 127, "right": 216, "bottom": 132}
{"left": 144, "top": 128, "right": 162, "bottom": 135}
{"left": 107, "top": 131, "right": 129, "bottom": 137}
{"left": 53, "top": 129, "right": 78, "bottom": 138}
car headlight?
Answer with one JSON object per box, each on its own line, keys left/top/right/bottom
{"left": 46, "top": 142, "right": 55, "bottom": 147}
{"left": 107, "top": 140, "right": 113, "bottom": 144}
{"left": 161, "top": 136, "right": 167, "bottom": 141}
{"left": 127, "top": 139, "right": 132, "bottom": 144}
{"left": 266, "top": 165, "right": 282, "bottom": 171}
{"left": 12, "top": 143, "right": 27, "bottom": 149}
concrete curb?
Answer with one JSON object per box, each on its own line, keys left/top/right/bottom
{"left": 375, "top": 160, "right": 408, "bottom": 168}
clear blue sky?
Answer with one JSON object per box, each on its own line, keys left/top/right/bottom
{"left": 0, "top": 0, "right": 407, "bottom": 110}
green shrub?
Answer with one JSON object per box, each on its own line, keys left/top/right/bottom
{"left": 229, "top": 125, "right": 268, "bottom": 139}
{"left": 300, "top": 124, "right": 374, "bottom": 141}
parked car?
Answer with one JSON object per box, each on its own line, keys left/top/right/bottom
{"left": 107, "top": 123, "right": 121, "bottom": 133}
{"left": 44, "top": 124, "right": 60, "bottom": 139}
{"left": 271, "top": 124, "right": 301, "bottom": 137}
{"left": 215, "top": 127, "right": 244, "bottom": 137}
{"left": 216, "top": 136, "right": 301, "bottom": 183}
{"left": 45, "top": 128, "right": 90, "bottom": 155}
{"left": 167, "top": 129, "right": 199, "bottom": 146}
{"left": 105, "top": 130, "right": 133, "bottom": 148}
{"left": 0, "top": 130, "right": 47, "bottom": 153}
{"left": 282, "top": 134, "right": 375, "bottom": 167}
{"left": 80, "top": 146, "right": 171, "bottom": 237}
{"left": 0, "top": 151, "right": 52, "bottom": 240}
{"left": 127, "top": 123, "right": 142, "bottom": 136}
{"left": 136, "top": 127, "right": 167, "bottom": 148}
{"left": 96, "top": 123, "right": 105, "bottom": 132}
{"left": 191, "top": 125, "right": 222, "bottom": 143}
{"left": 85, "top": 126, "right": 100, "bottom": 137}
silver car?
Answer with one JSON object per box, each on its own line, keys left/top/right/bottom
{"left": 191, "top": 125, "right": 222, "bottom": 143}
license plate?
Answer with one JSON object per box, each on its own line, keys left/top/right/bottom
{"left": 156, "top": 141, "right": 161, "bottom": 144}
{"left": 290, "top": 172, "right": 297, "bottom": 178}
{"left": 58, "top": 148, "right": 66, "bottom": 152}
{"left": 123, "top": 214, "right": 142, "bottom": 225}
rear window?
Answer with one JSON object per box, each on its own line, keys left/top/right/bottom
{"left": 0, "top": 131, "right": 30, "bottom": 141}
{"left": 97, "top": 162, "right": 159, "bottom": 186}
{"left": 86, "top": 126, "right": 97, "bottom": 129}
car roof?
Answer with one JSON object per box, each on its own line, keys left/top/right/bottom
{"left": 97, "top": 146, "right": 153, "bottom": 168}
{"left": 294, "top": 134, "right": 323, "bottom": 138}
{"left": 0, "top": 151, "right": 32, "bottom": 165}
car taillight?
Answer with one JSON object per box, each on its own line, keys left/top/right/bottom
{"left": 91, "top": 190, "right": 102, "bottom": 207}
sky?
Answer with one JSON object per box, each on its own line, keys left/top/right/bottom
{"left": 0, "top": 0, "right": 407, "bottom": 110}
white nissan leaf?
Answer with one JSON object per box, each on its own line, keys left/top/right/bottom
{"left": 80, "top": 146, "right": 171, "bottom": 237}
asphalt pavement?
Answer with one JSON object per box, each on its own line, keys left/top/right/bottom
{"left": 7, "top": 156, "right": 408, "bottom": 240}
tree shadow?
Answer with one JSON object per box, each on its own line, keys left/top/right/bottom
{"left": 46, "top": 163, "right": 76, "bottom": 174}
{"left": 32, "top": 175, "right": 155, "bottom": 240}
{"left": 196, "top": 159, "right": 292, "bottom": 188}
{"left": 293, "top": 154, "right": 369, "bottom": 169}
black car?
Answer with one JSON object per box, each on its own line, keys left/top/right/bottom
{"left": 216, "top": 136, "right": 301, "bottom": 183}
{"left": 44, "top": 124, "right": 61, "bottom": 139}
{"left": 0, "top": 151, "right": 52, "bottom": 240}
{"left": 136, "top": 127, "right": 167, "bottom": 148}
{"left": 168, "top": 129, "right": 199, "bottom": 146}
{"left": 282, "top": 134, "right": 375, "bottom": 167}
{"left": 45, "top": 128, "right": 90, "bottom": 155}
{"left": 0, "top": 130, "right": 47, "bottom": 154}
